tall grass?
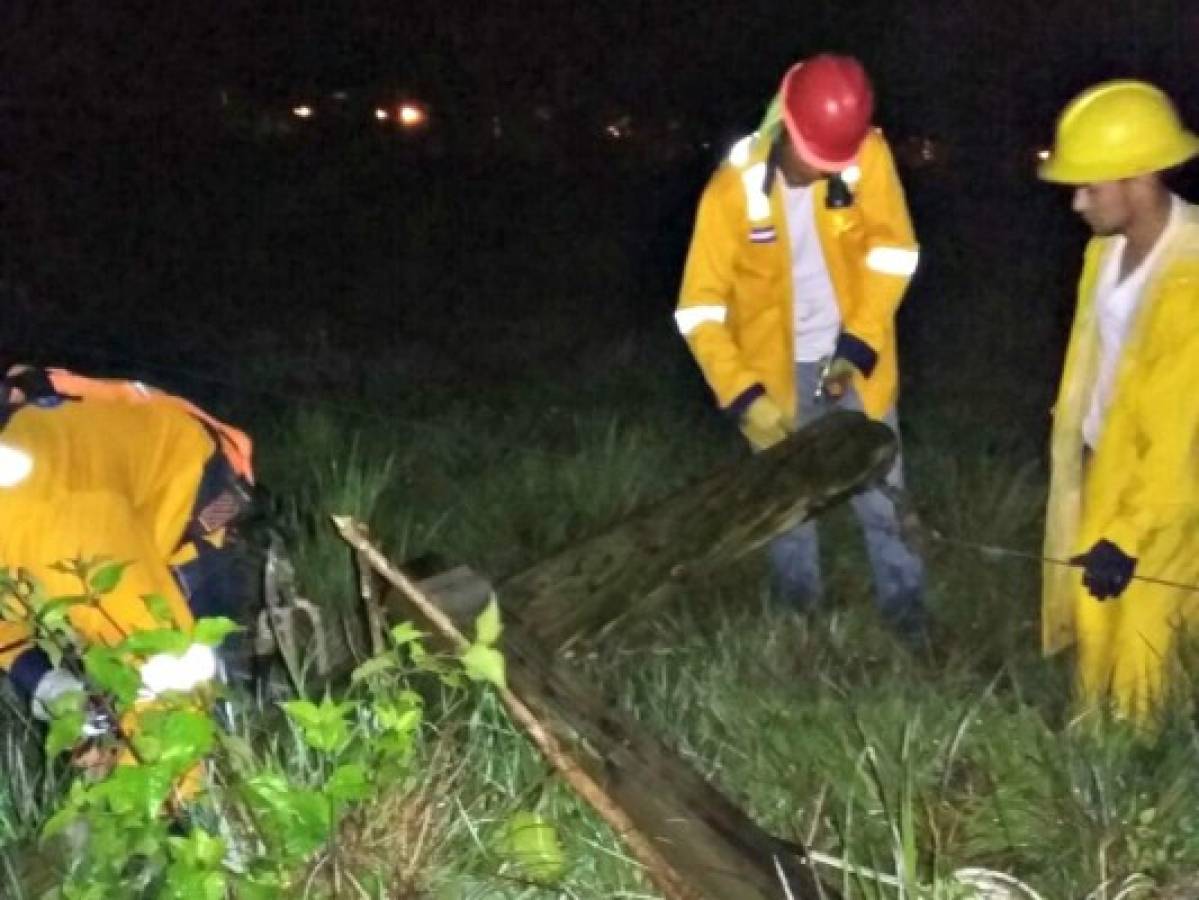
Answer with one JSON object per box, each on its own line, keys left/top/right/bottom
{"left": 10, "top": 333, "right": 1199, "bottom": 897}
{"left": 238, "top": 341, "right": 1199, "bottom": 897}
{"left": 8, "top": 337, "right": 1199, "bottom": 898}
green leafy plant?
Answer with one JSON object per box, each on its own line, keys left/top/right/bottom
{"left": 0, "top": 557, "right": 489, "bottom": 897}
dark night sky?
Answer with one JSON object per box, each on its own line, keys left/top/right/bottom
{"left": 3, "top": 2, "right": 1199, "bottom": 150}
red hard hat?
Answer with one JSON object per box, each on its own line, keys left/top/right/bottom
{"left": 780, "top": 54, "right": 875, "bottom": 171}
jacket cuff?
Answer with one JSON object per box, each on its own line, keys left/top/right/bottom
{"left": 9, "top": 647, "right": 52, "bottom": 701}
{"left": 835, "top": 332, "right": 878, "bottom": 378}
{"left": 725, "top": 384, "right": 766, "bottom": 421}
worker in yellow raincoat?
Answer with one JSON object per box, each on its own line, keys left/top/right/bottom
{"left": 0, "top": 365, "right": 254, "bottom": 754}
{"left": 676, "top": 55, "right": 926, "bottom": 641}
{"left": 1039, "top": 81, "right": 1199, "bottom": 721}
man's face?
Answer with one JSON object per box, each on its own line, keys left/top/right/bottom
{"left": 775, "top": 133, "right": 826, "bottom": 187}
{"left": 1072, "top": 181, "right": 1133, "bottom": 236}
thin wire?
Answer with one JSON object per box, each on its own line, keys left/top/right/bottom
{"left": 873, "top": 476, "right": 1199, "bottom": 595}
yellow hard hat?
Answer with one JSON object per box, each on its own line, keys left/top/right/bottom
{"left": 1039, "top": 80, "right": 1199, "bottom": 184}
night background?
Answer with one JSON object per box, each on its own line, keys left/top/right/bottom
{"left": 4, "top": 0, "right": 1199, "bottom": 404}
{"left": 7, "top": 3, "right": 1199, "bottom": 897}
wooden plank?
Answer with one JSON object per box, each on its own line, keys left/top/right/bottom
{"left": 499, "top": 410, "right": 897, "bottom": 650}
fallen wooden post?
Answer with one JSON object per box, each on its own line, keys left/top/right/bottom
{"left": 335, "top": 517, "right": 703, "bottom": 900}
{"left": 499, "top": 410, "right": 898, "bottom": 650}
{"left": 368, "top": 411, "right": 898, "bottom": 647}
{"left": 335, "top": 518, "right": 838, "bottom": 900}
{"left": 328, "top": 414, "right": 893, "bottom": 898}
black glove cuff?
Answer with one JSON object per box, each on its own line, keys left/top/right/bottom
{"left": 834, "top": 333, "right": 878, "bottom": 378}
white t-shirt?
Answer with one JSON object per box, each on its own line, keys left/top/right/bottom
{"left": 782, "top": 184, "right": 841, "bottom": 362}
{"left": 1082, "top": 195, "right": 1181, "bottom": 448}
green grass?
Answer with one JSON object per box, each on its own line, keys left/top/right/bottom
{"left": 5, "top": 332, "right": 1199, "bottom": 898}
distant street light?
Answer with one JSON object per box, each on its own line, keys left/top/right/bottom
{"left": 398, "top": 103, "right": 427, "bottom": 127}
{"left": 293, "top": 105, "right": 314, "bottom": 119}
{"left": 375, "top": 108, "right": 390, "bottom": 121}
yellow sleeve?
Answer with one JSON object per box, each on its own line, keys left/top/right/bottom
{"left": 842, "top": 132, "right": 919, "bottom": 355}
{"left": 0, "top": 619, "right": 34, "bottom": 671}
{"left": 676, "top": 170, "right": 761, "bottom": 411}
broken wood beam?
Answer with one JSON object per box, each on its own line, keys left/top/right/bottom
{"left": 499, "top": 410, "right": 897, "bottom": 650}
{"left": 335, "top": 517, "right": 837, "bottom": 900}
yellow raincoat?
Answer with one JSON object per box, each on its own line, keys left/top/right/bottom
{"left": 676, "top": 128, "right": 919, "bottom": 421}
{"left": 1043, "top": 201, "right": 1199, "bottom": 719}
{"left": 0, "top": 395, "right": 217, "bottom": 672}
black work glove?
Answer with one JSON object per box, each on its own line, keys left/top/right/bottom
{"left": 1070, "top": 539, "right": 1136, "bottom": 601}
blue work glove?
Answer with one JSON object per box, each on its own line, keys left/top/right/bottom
{"left": 1070, "top": 539, "right": 1136, "bottom": 601}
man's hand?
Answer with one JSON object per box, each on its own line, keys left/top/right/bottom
{"left": 1070, "top": 539, "right": 1136, "bottom": 600}
{"left": 740, "top": 395, "right": 791, "bottom": 452}
{"left": 817, "top": 357, "right": 857, "bottom": 402}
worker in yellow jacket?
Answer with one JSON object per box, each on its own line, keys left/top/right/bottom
{"left": 676, "top": 54, "right": 926, "bottom": 640}
{"left": 1039, "top": 81, "right": 1199, "bottom": 721}
{"left": 0, "top": 366, "right": 254, "bottom": 747}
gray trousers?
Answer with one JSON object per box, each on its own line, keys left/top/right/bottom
{"left": 767, "top": 362, "right": 927, "bottom": 636}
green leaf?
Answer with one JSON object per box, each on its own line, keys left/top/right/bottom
{"left": 350, "top": 654, "right": 398, "bottom": 684}
{"left": 95, "top": 764, "right": 176, "bottom": 820}
{"left": 192, "top": 616, "right": 242, "bottom": 647}
{"left": 46, "top": 709, "right": 85, "bottom": 758}
{"left": 63, "top": 882, "right": 107, "bottom": 900}
{"left": 280, "top": 699, "right": 321, "bottom": 729}
{"left": 41, "top": 803, "right": 82, "bottom": 842}
{"left": 168, "top": 828, "right": 226, "bottom": 868}
{"left": 373, "top": 697, "right": 422, "bottom": 736}
{"left": 144, "top": 593, "right": 176, "bottom": 626}
{"left": 115, "top": 628, "right": 190, "bottom": 657}
{"left": 133, "top": 709, "right": 215, "bottom": 770}
{"left": 281, "top": 696, "right": 353, "bottom": 754}
{"left": 162, "top": 867, "right": 226, "bottom": 900}
{"left": 474, "top": 598, "right": 502, "bottom": 647}
{"left": 373, "top": 730, "right": 416, "bottom": 764}
{"left": 498, "top": 811, "right": 565, "bottom": 885}
{"left": 234, "top": 872, "right": 286, "bottom": 900}
{"left": 460, "top": 643, "right": 507, "bottom": 689}
{"left": 243, "top": 774, "right": 332, "bottom": 860}
{"left": 83, "top": 646, "right": 141, "bottom": 705}
{"left": 325, "top": 763, "right": 372, "bottom": 803}
{"left": 88, "top": 560, "right": 132, "bottom": 596}
{"left": 34, "top": 596, "right": 88, "bottom": 632}
{"left": 389, "top": 621, "right": 424, "bottom": 647}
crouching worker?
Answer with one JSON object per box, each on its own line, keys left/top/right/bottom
{"left": 0, "top": 365, "right": 255, "bottom": 771}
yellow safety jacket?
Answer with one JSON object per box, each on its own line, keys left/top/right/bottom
{"left": 676, "top": 128, "right": 919, "bottom": 422}
{"left": 0, "top": 374, "right": 251, "bottom": 699}
{"left": 1043, "top": 201, "right": 1199, "bottom": 719}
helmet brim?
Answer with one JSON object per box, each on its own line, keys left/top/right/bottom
{"left": 1039, "top": 131, "right": 1199, "bottom": 184}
